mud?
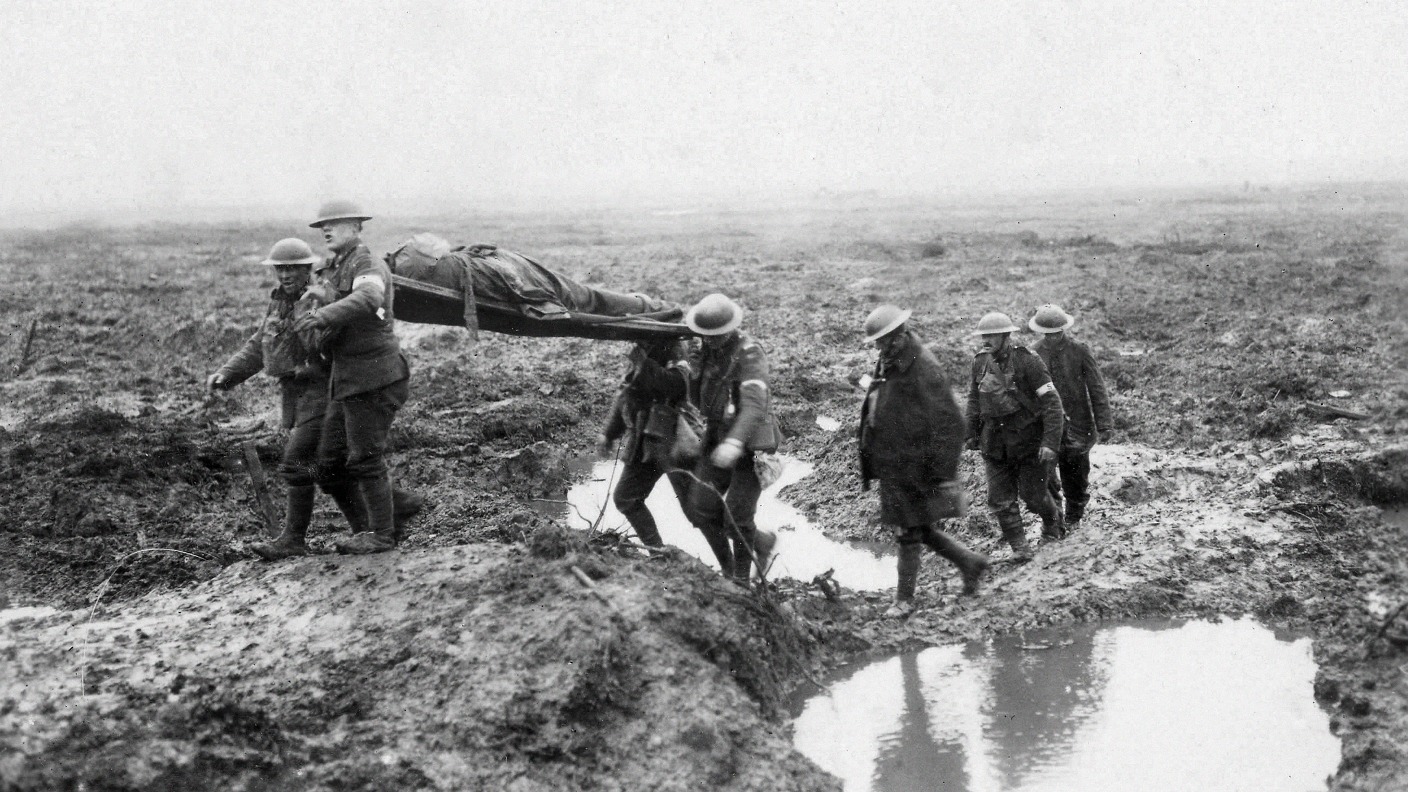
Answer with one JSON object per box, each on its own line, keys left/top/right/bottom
{"left": 2, "top": 187, "right": 1407, "bottom": 789}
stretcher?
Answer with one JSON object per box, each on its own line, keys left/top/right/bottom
{"left": 387, "top": 233, "right": 696, "bottom": 342}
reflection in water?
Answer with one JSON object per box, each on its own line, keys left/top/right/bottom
{"left": 791, "top": 619, "right": 1340, "bottom": 792}
{"left": 564, "top": 456, "right": 897, "bottom": 591}
{"left": 874, "top": 652, "right": 971, "bottom": 791}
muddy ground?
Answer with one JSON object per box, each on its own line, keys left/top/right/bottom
{"left": 2, "top": 185, "right": 1406, "bottom": 790}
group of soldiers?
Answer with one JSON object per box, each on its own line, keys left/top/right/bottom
{"left": 209, "top": 200, "right": 1111, "bottom": 618}
{"left": 599, "top": 298, "right": 1111, "bottom": 616}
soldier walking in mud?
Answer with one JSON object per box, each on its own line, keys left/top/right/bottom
{"left": 965, "top": 312, "right": 1065, "bottom": 560}
{"left": 858, "top": 305, "right": 989, "bottom": 617}
{"left": 596, "top": 339, "right": 696, "bottom": 547}
{"left": 207, "top": 237, "right": 422, "bottom": 560}
{"left": 1029, "top": 304, "right": 1113, "bottom": 532}
{"left": 292, "top": 200, "right": 414, "bottom": 555}
{"left": 651, "top": 294, "right": 781, "bottom": 581}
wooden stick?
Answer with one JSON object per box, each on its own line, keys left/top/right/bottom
{"left": 12, "top": 316, "right": 37, "bottom": 376}
{"left": 240, "top": 441, "right": 281, "bottom": 537}
{"left": 570, "top": 565, "right": 621, "bottom": 615}
{"left": 1304, "top": 401, "right": 1370, "bottom": 421}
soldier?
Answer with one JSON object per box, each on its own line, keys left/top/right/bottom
{"left": 1029, "top": 304, "right": 1113, "bottom": 532}
{"left": 595, "top": 339, "right": 695, "bottom": 548}
{"left": 858, "top": 305, "right": 988, "bottom": 617}
{"left": 964, "top": 312, "right": 1065, "bottom": 560}
{"left": 658, "top": 294, "right": 781, "bottom": 581}
{"left": 292, "top": 200, "right": 413, "bottom": 555}
{"left": 206, "top": 239, "right": 421, "bottom": 559}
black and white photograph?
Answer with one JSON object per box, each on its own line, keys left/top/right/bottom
{"left": 1, "top": 2, "right": 1405, "bottom": 790}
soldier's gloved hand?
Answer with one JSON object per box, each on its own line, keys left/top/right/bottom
{"left": 292, "top": 310, "right": 327, "bottom": 334}
{"left": 1039, "top": 447, "right": 1058, "bottom": 465}
{"left": 205, "top": 372, "right": 227, "bottom": 393}
{"left": 594, "top": 434, "right": 613, "bottom": 458}
{"left": 711, "top": 438, "right": 744, "bottom": 469}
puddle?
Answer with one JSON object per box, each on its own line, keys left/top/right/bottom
{"left": 561, "top": 455, "right": 896, "bottom": 590}
{"left": 790, "top": 618, "right": 1339, "bottom": 792}
{"left": 0, "top": 606, "right": 60, "bottom": 626}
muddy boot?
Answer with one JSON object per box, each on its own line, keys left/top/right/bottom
{"left": 883, "top": 542, "right": 923, "bottom": 618}
{"left": 998, "top": 514, "right": 1033, "bottom": 562}
{"left": 626, "top": 511, "right": 664, "bottom": 548}
{"left": 924, "top": 528, "right": 990, "bottom": 596}
{"left": 698, "top": 525, "right": 734, "bottom": 577}
{"left": 336, "top": 474, "right": 397, "bottom": 554}
{"left": 633, "top": 522, "right": 664, "bottom": 548}
{"left": 392, "top": 488, "right": 425, "bottom": 545}
{"left": 322, "top": 482, "right": 369, "bottom": 534}
{"left": 1040, "top": 513, "right": 1066, "bottom": 545}
{"left": 729, "top": 529, "right": 757, "bottom": 581}
{"left": 251, "top": 485, "right": 315, "bottom": 561}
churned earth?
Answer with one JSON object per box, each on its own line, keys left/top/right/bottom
{"left": 2, "top": 185, "right": 1406, "bottom": 790}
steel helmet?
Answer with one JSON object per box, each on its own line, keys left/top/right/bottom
{"left": 971, "top": 311, "right": 1019, "bottom": 335}
{"left": 684, "top": 293, "right": 744, "bottom": 336}
{"left": 309, "top": 199, "right": 372, "bottom": 228}
{"left": 1029, "top": 304, "right": 1074, "bottom": 333}
{"left": 260, "top": 238, "right": 321, "bottom": 266}
{"left": 862, "top": 305, "right": 912, "bottom": 343}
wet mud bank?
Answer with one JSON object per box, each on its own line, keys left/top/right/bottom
{"left": 2, "top": 536, "right": 835, "bottom": 791}
{"left": 2, "top": 195, "right": 1407, "bottom": 789}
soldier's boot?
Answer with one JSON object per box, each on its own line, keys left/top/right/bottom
{"left": 1065, "top": 501, "right": 1086, "bottom": 533}
{"left": 251, "top": 485, "right": 315, "bottom": 561}
{"left": 883, "top": 542, "right": 923, "bottom": 618}
{"left": 392, "top": 488, "right": 425, "bottom": 545}
{"left": 634, "top": 521, "right": 664, "bottom": 548}
{"left": 625, "top": 511, "right": 664, "bottom": 548}
{"left": 699, "top": 525, "right": 735, "bottom": 578}
{"left": 998, "top": 513, "right": 1033, "bottom": 562}
{"left": 336, "top": 474, "right": 397, "bottom": 554}
{"left": 923, "top": 528, "right": 990, "bottom": 596}
{"left": 322, "top": 482, "right": 369, "bottom": 534}
{"left": 1040, "top": 512, "right": 1066, "bottom": 544}
{"left": 729, "top": 526, "right": 759, "bottom": 581}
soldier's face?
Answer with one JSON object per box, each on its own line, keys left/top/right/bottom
{"left": 273, "top": 264, "right": 311, "bottom": 295}
{"left": 873, "top": 328, "right": 902, "bottom": 352}
{"left": 979, "top": 332, "right": 1009, "bottom": 354}
{"left": 321, "top": 220, "right": 361, "bottom": 253}
{"left": 702, "top": 332, "right": 731, "bottom": 350}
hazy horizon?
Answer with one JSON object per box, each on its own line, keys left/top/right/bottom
{"left": 4, "top": 1, "right": 1404, "bottom": 223}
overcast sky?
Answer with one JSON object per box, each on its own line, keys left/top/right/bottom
{"left": 2, "top": 0, "right": 1404, "bottom": 217}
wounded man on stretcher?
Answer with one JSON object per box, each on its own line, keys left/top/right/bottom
{"left": 387, "top": 233, "right": 693, "bottom": 342}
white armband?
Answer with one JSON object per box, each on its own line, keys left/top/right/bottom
{"left": 352, "top": 274, "right": 385, "bottom": 291}
{"left": 740, "top": 379, "right": 768, "bottom": 392}
{"left": 1036, "top": 382, "right": 1055, "bottom": 397}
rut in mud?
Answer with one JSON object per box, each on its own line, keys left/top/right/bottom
{"left": 2, "top": 188, "right": 1407, "bottom": 790}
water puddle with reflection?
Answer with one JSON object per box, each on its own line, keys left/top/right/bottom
{"left": 558, "top": 455, "right": 897, "bottom": 591}
{"left": 790, "top": 618, "right": 1339, "bottom": 792}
